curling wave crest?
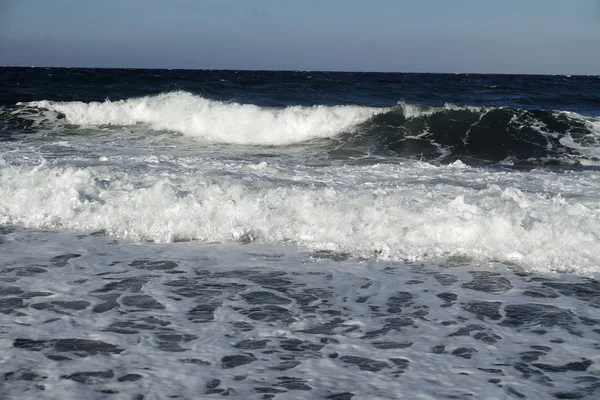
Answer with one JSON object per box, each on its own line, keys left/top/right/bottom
{"left": 1, "top": 161, "right": 599, "bottom": 275}
{"left": 18, "top": 91, "right": 387, "bottom": 145}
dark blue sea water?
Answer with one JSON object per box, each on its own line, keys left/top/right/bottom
{"left": 1, "top": 68, "right": 600, "bottom": 399}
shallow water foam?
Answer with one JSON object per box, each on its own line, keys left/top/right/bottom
{"left": 1, "top": 159, "right": 598, "bottom": 276}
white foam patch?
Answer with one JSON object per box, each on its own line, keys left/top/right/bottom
{"left": 397, "top": 101, "right": 490, "bottom": 119}
{"left": 17, "top": 92, "right": 387, "bottom": 145}
{"left": 1, "top": 160, "right": 599, "bottom": 276}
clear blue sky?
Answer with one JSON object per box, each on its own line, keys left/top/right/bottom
{"left": 1, "top": 0, "right": 599, "bottom": 74}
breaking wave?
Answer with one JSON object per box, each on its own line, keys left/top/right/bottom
{"left": 17, "top": 91, "right": 387, "bottom": 145}
{"left": 13, "top": 92, "right": 600, "bottom": 164}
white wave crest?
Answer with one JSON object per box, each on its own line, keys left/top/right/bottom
{"left": 18, "top": 91, "right": 387, "bottom": 145}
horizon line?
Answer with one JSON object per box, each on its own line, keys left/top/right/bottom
{"left": 1, "top": 64, "right": 598, "bottom": 77}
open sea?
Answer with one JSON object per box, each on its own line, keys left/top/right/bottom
{"left": 1, "top": 67, "right": 600, "bottom": 399}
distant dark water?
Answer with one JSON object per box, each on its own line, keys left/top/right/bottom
{"left": 2, "top": 67, "right": 599, "bottom": 110}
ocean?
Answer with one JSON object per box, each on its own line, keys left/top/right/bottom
{"left": 1, "top": 67, "right": 599, "bottom": 399}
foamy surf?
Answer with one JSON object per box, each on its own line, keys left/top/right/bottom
{"left": 18, "top": 91, "right": 387, "bottom": 145}
{"left": 1, "top": 160, "right": 599, "bottom": 276}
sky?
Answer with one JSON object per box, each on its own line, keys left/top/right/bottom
{"left": 1, "top": 0, "right": 600, "bottom": 74}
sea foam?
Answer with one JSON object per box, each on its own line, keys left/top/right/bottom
{"left": 1, "top": 160, "right": 599, "bottom": 276}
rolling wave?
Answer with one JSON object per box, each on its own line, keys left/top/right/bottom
{"left": 13, "top": 91, "right": 600, "bottom": 164}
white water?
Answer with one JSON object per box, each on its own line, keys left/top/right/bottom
{"left": 18, "top": 91, "right": 387, "bottom": 145}
{"left": 1, "top": 154, "right": 599, "bottom": 276}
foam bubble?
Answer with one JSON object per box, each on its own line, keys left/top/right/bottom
{"left": 18, "top": 92, "right": 387, "bottom": 145}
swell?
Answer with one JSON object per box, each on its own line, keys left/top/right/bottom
{"left": 342, "top": 103, "right": 600, "bottom": 165}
